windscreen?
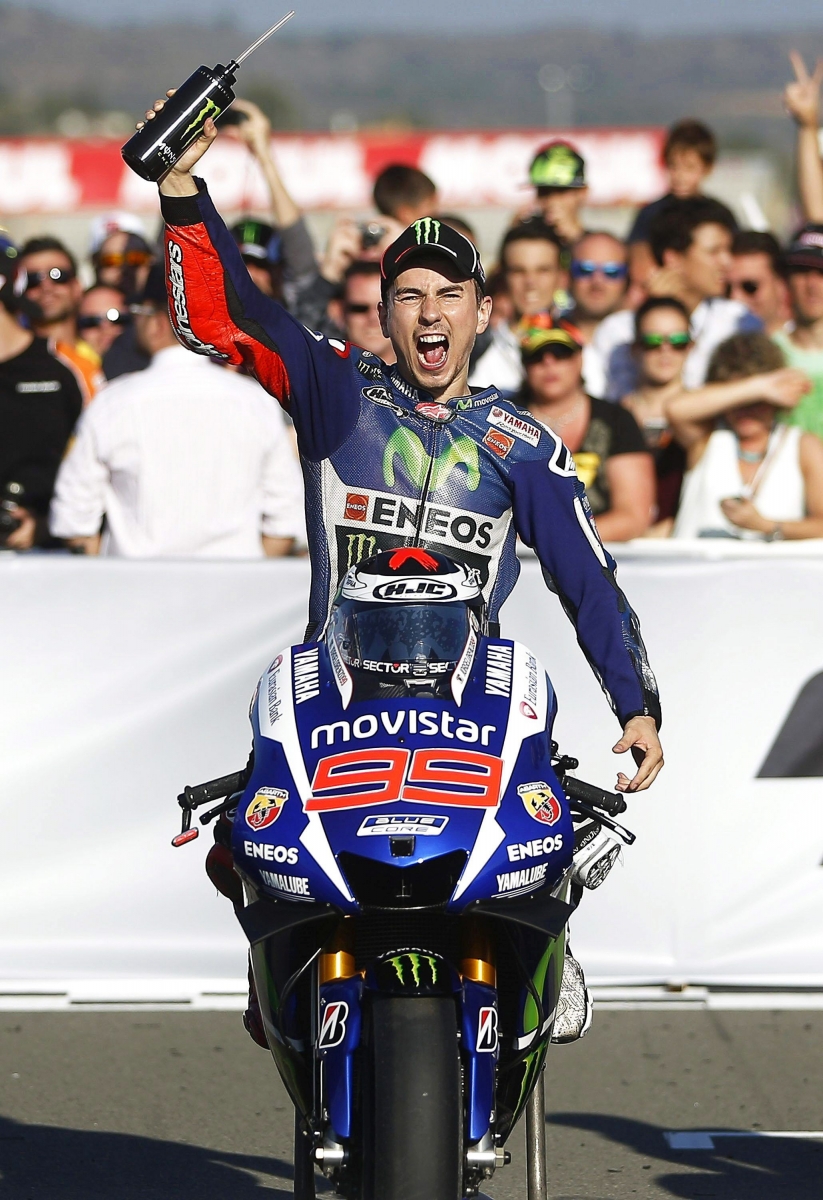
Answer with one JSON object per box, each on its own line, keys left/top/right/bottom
{"left": 332, "top": 601, "right": 470, "bottom": 673}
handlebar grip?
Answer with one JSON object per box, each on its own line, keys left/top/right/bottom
{"left": 180, "top": 770, "right": 249, "bottom": 809}
{"left": 561, "top": 775, "right": 627, "bottom": 817}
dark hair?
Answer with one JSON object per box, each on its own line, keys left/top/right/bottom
{"left": 440, "top": 213, "right": 477, "bottom": 242}
{"left": 663, "top": 119, "right": 717, "bottom": 168}
{"left": 731, "top": 230, "right": 781, "bottom": 274}
{"left": 343, "top": 259, "right": 382, "bottom": 296}
{"left": 373, "top": 164, "right": 436, "bottom": 218}
{"left": 634, "top": 295, "right": 691, "bottom": 341}
{"left": 648, "top": 197, "right": 736, "bottom": 266}
{"left": 19, "top": 235, "right": 78, "bottom": 275}
{"left": 707, "top": 332, "right": 785, "bottom": 384}
{"left": 500, "top": 218, "right": 563, "bottom": 270}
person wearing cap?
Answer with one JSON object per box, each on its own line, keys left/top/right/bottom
{"left": 0, "top": 234, "right": 83, "bottom": 550}
{"left": 519, "top": 318, "right": 654, "bottom": 542}
{"left": 529, "top": 141, "right": 588, "bottom": 247}
{"left": 50, "top": 265, "right": 304, "bottom": 559}
{"left": 147, "top": 108, "right": 664, "bottom": 1044}
{"left": 93, "top": 229, "right": 156, "bottom": 380}
{"left": 772, "top": 225, "right": 823, "bottom": 440}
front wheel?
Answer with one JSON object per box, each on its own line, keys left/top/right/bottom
{"left": 359, "top": 995, "right": 463, "bottom": 1200}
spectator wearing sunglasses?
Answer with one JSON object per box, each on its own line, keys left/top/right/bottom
{"left": 771, "top": 225, "right": 823, "bottom": 441}
{"left": 670, "top": 333, "right": 823, "bottom": 540}
{"left": 0, "top": 234, "right": 84, "bottom": 550}
{"left": 340, "top": 260, "right": 394, "bottom": 362}
{"left": 727, "top": 231, "right": 791, "bottom": 336}
{"left": 519, "top": 317, "right": 654, "bottom": 542}
{"left": 77, "top": 286, "right": 130, "bottom": 360}
{"left": 565, "top": 232, "right": 630, "bottom": 398}
{"left": 19, "top": 237, "right": 104, "bottom": 404}
{"left": 593, "top": 197, "right": 760, "bottom": 401}
{"left": 470, "top": 219, "right": 563, "bottom": 395}
{"left": 90, "top": 230, "right": 157, "bottom": 381}
{"left": 621, "top": 298, "right": 692, "bottom": 531}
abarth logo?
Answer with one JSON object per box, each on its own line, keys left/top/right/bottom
{"left": 383, "top": 427, "right": 480, "bottom": 492}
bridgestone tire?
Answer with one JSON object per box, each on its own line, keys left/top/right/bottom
{"left": 360, "top": 995, "right": 462, "bottom": 1200}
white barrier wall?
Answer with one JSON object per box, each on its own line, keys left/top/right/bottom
{"left": 1, "top": 546, "right": 822, "bottom": 995}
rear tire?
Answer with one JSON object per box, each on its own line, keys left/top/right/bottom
{"left": 360, "top": 995, "right": 463, "bottom": 1200}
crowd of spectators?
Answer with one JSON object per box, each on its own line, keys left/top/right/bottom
{"left": 4, "top": 52, "right": 823, "bottom": 557}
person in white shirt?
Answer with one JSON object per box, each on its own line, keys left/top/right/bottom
{"left": 469, "top": 219, "right": 563, "bottom": 395}
{"left": 50, "top": 267, "right": 305, "bottom": 558}
{"left": 668, "top": 332, "right": 823, "bottom": 540}
{"left": 593, "top": 198, "right": 761, "bottom": 400}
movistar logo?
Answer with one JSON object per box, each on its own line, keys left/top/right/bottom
{"left": 413, "top": 218, "right": 441, "bottom": 245}
{"left": 389, "top": 952, "right": 440, "bottom": 987}
{"left": 182, "top": 97, "right": 221, "bottom": 141}
{"left": 383, "top": 428, "right": 480, "bottom": 492}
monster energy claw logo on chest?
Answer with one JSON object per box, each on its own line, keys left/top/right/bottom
{"left": 413, "top": 218, "right": 441, "bottom": 245}
{"left": 346, "top": 533, "right": 377, "bottom": 568}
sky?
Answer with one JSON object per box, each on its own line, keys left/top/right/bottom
{"left": 18, "top": 0, "right": 823, "bottom": 33}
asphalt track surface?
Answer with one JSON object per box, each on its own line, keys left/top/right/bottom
{"left": 1, "top": 1009, "right": 821, "bottom": 1199}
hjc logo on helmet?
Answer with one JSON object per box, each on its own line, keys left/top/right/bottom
{"left": 373, "top": 580, "right": 458, "bottom": 600}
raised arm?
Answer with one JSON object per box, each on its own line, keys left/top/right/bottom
{"left": 784, "top": 52, "right": 823, "bottom": 223}
{"left": 148, "top": 97, "right": 359, "bottom": 458}
{"left": 666, "top": 369, "right": 810, "bottom": 452}
{"left": 509, "top": 443, "right": 663, "bottom": 791}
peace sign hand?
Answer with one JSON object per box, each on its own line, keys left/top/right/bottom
{"left": 785, "top": 50, "right": 823, "bottom": 129}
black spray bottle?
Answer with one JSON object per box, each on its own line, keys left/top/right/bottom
{"left": 122, "top": 11, "right": 295, "bottom": 183}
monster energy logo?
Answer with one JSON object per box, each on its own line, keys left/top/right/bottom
{"left": 413, "top": 218, "right": 441, "bottom": 245}
{"left": 345, "top": 533, "right": 377, "bottom": 568}
{"left": 383, "top": 428, "right": 480, "bottom": 492}
{"left": 182, "top": 97, "right": 221, "bottom": 141}
{"left": 388, "top": 952, "right": 440, "bottom": 987}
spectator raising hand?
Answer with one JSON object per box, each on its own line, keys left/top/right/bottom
{"left": 784, "top": 52, "right": 823, "bottom": 224}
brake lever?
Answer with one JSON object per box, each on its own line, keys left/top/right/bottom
{"left": 567, "top": 798, "right": 636, "bottom": 846}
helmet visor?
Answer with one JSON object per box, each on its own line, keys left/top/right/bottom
{"left": 332, "top": 601, "right": 470, "bottom": 675}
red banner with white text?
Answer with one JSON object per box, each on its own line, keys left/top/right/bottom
{"left": 0, "top": 128, "right": 666, "bottom": 215}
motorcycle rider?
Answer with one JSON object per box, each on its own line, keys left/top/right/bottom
{"left": 142, "top": 100, "right": 664, "bottom": 1041}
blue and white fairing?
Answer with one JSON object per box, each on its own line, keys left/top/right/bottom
{"left": 233, "top": 634, "right": 574, "bottom": 908}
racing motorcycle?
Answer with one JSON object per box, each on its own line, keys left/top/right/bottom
{"left": 172, "top": 549, "right": 635, "bottom": 1200}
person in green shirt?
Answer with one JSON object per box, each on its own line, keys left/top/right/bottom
{"left": 773, "top": 225, "right": 823, "bottom": 441}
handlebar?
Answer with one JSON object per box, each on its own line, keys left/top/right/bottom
{"left": 560, "top": 775, "right": 627, "bottom": 817}
{"left": 177, "top": 768, "right": 249, "bottom": 812}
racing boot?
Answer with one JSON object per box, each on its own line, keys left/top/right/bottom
{"left": 571, "top": 819, "right": 622, "bottom": 891}
{"left": 551, "top": 945, "right": 593, "bottom": 1044}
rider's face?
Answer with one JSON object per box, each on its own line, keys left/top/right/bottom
{"left": 380, "top": 256, "right": 492, "bottom": 397}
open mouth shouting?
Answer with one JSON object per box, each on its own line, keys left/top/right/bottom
{"left": 416, "top": 331, "right": 450, "bottom": 373}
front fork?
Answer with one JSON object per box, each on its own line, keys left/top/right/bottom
{"left": 311, "top": 917, "right": 504, "bottom": 1186}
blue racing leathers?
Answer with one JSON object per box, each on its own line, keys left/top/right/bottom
{"left": 161, "top": 182, "right": 660, "bottom": 729}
